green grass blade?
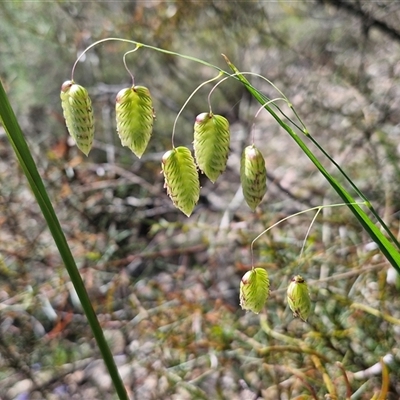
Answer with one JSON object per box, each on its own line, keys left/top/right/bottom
{"left": 304, "top": 132, "right": 400, "bottom": 251}
{"left": 224, "top": 59, "right": 400, "bottom": 275}
{"left": 0, "top": 79, "right": 129, "bottom": 400}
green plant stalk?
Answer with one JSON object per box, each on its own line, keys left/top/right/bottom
{"left": 286, "top": 100, "right": 400, "bottom": 251}
{"left": 224, "top": 59, "right": 400, "bottom": 275}
{"left": 304, "top": 131, "right": 400, "bottom": 251}
{"left": 0, "top": 80, "right": 129, "bottom": 400}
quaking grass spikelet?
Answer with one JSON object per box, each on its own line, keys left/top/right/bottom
{"left": 60, "top": 80, "right": 94, "bottom": 156}
{"left": 287, "top": 275, "right": 311, "bottom": 321}
{"left": 161, "top": 146, "right": 200, "bottom": 217}
{"left": 115, "top": 86, "right": 154, "bottom": 158}
{"left": 240, "top": 267, "right": 270, "bottom": 314}
{"left": 240, "top": 145, "right": 267, "bottom": 211}
{"left": 193, "top": 112, "right": 230, "bottom": 183}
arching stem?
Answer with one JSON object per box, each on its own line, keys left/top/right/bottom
{"left": 170, "top": 73, "right": 222, "bottom": 148}
{"left": 250, "top": 202, "right": 365, "bottom": 269}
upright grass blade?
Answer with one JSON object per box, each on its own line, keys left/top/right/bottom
{"left": 304, "top": 132, "right": 400, "bottom": 252}
{"left": 223, "top": 58, "right": 400, "bottom": 275}
{"left": 274, "top": 98, "right": 400, "bottom": 252}
{"left": 0, "top": 80, "right": 129, "bottom": 400}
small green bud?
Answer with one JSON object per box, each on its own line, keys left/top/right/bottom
{"left": 240, "top": 145, "right": 267, "bottom": 211}
{"left": 239, "top": 267, "right": 270, "bottom": 314}
{"left": 287, "top": 275, "right": 311, "bottom": 321}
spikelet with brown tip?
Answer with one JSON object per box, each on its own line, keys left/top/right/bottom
{"left": 60, "top": 80, "right": 94, "bottom": 156}
{"left": 287, "top": 275, "right": 311, "bottom": 322}
{"left": 240, "top": 144, "right": 267, "bottom": 211}
{"left": 161, "top": 146, "right": 200, "bottom": 217}
{"left": 115, "top": 85, "right": 154, "bottom": 158}
{"left": 193, "top": 112, "right": 230, "bottom": 183}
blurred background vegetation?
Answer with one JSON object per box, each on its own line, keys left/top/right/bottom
{"left": 1, "top": 1, "right": 400, "bottom": 399}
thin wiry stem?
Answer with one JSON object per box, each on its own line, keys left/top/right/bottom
{"left": 250, "top": 203, "right": 364, "bottom": 269}
{"left": 122, "top": 46, "right": 140, "bottom": 86}
{"left": 170, "top": 73, "right": 222, "bottom": 148}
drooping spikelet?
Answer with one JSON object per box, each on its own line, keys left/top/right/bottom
{"left": 60, "top": 80, "right": 94, "bottom": 156}
{"left": 287, "top": 275, "right": 311, "bottom": 322}
{"left": 161, "top": 146, "right": 200, "bottom": 217}
{"left": 193, "top": 112, "right": 230, "bottom": 183}
{"left": 240, "top": 144, "right": 267, "bottom": 211}
{"left": 115, "top": 86, "right": 154, "bottom": 158}
{"left": 240, "top": 267, "right": 270, "bottom": 314}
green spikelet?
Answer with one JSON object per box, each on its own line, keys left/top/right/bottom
{"left": 240, "top": 144, "right": 267, "bottom": 211}
{"left": 60, "top": 80, "right": 94, "bottom": 156}
{"left": 240, "top": 267, "right": 270, "bottom": 314}
{"left": 287, "top": 275, "right": 311, "bottom": 322}
{"left": 193, "top": 112, "right": 230, "bottom": 183}
{"left": 161, "top": 146, "right": 200, "bottom": 217}
{"left": 115, "top": 85, "right": 154, "bottom": 158}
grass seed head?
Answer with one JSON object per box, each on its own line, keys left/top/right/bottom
{"left": 287, "top": 275, "right": 311, "bottom": 321}
{"left": 60, "top": 80, "right": 94, "bottom": 156}
{"left": 240, "top": 144, "right": 267, "bottom": 211}
{"left": 161, "top": 146, "right": 200, "bottom": 217}
{"left": 193, "top": 112, "right": 230, "bottom": 183}
{"left": 240, "top": 267, "right": 270, "bottom": 314}
{"left": 115, "top": 85, "right": 154, "bottom": 158}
